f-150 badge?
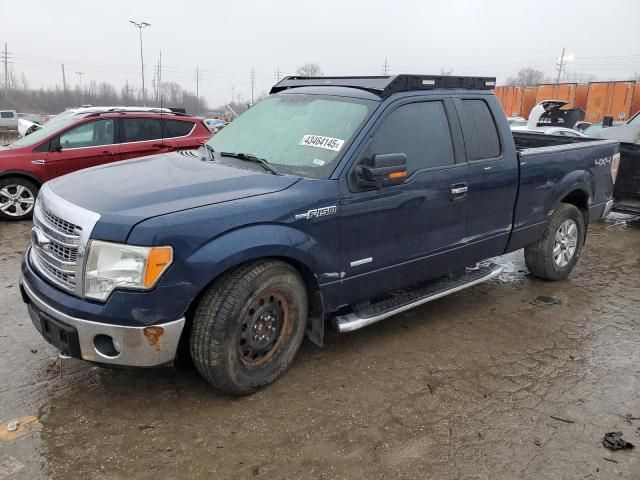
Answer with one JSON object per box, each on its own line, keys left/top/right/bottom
{"left": 295, "top": 206, "right": 337, "bottom": 220}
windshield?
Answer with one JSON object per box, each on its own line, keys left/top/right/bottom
{"left": 11, "top": 115, "right": 78, "bottom": 147}
{"left": 207, "top": 94, "right": 376, "bottom": 179}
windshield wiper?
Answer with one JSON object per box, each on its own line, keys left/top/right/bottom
{"left": 203, "top": 143, "right": 216, "bottom": 160}
{"left": 220, "top": 152, "right": 279, "bottom": 175}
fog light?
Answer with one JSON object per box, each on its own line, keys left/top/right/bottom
{"left": 93, "top": 334, "right": 120, "bottom": 358}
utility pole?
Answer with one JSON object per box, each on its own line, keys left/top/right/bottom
{"left": 250, "top": 66, "right": 256, "bottom": 105}
{"left": 75, "top": 71, "right": 85, "bottom": 105}
{"left": 555, "top": 48, "right": 565, "bottom": 85}
{"left": 231, "top": 85, "right": 235, "bottom": 104}
{"left": 382, "top": 57, "right": 390, "bottom": 75}
{"left": 274, "top": 66, "right": 282, "bottom": 82}
{"left": 129, "top": 20, "right": 151, "bottom": 105}
{"left": 2, "top": 43, "right": 12, "bottom": 95}
{"left": 158, "top": 50, "right": 162, "bottom": 104}
{"left": 195, "top": 66, "right": 202, "bottom": 106}
{"left": 61, "top": 64, "right": 67, "bottom": 93}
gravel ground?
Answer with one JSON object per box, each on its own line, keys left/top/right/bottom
{"left": 1, "top": 214, "right": 639, "bottom": 479}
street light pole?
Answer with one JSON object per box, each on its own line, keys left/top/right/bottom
{"left": 75, "top": 71, "right": 85, "bottom": 106}
{"left": 129, "top": 20, "right": 151, "bottom": 105}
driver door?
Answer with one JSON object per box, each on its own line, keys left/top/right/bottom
{"left": 47, "top": 118, "right": 120, "bottom": 177}
{"left": 339, "top": 99, "right": 470, "bottom": 303}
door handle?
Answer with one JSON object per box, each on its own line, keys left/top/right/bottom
{"left": 152, "top": 143, "right": 164, "bottom": 148}
{"left": 101, "top": 151, "right": 115, "bottom": 156}
{"left": 449, "top": 183, "right": 468, "bottom": 201}
{"left": 450, "top": 186, "right": 468, "bottom": 195}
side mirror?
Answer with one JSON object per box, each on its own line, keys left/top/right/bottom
{"left": 356, "top": 153, "right": 407, "bottom": 190}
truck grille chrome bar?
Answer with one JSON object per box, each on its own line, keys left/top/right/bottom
{"left": 29, "top": 183, "right": 100, "bottom": 297}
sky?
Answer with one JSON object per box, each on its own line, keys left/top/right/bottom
{"left": 1, "top": 0, "right": 639, "bottom": 108}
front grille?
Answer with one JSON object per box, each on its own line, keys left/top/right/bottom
{"left": 31, "top": 203, "right": 81, "bottom": 293}
{"left": 47, "top": 241, "right": 77, "bottom": 262}
{"left": 42, "top": 206, "right": 81, "bottom": 235}
{"left": 29, "top": 184, "right": 100, "bottom": 297}
{"left": 33, "top": 254, "right": 76, "bottom": 288}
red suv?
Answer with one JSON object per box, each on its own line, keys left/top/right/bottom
{"left": 0, "top": 110, "right": 211, "bottom": 220}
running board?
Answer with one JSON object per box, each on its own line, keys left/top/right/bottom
{"left": 334, "top": 263, "right": 503, "bottom": 333}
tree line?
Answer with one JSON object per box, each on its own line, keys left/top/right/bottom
{"left": 0, "top": 79, "right": 208, "bottom": 116}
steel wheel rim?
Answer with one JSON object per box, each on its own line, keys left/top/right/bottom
{"left": 553, "top": 219, "right": 578, "bottom": 268}
{"left": 0, "top": 184, "right": 35, "bottom": 217}
{"left": 237, "top": 289, "right": 294, "bottom": 368}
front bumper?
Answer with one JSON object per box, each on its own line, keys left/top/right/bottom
{"left": 21, "top": 277, "right": 185, "bottom": 367}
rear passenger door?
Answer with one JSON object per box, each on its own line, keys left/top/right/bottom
{"left": 454, "top": 97, "right": 518, "bottom": 257}
{"left": 119, "top": 117, "right": 165, "bottom": 160}
{"left": 339, "top": 98, "right": 470, "bottom": 302}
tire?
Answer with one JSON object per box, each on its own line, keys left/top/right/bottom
{"left": 524, "top": 203, "right": 585, "bottom": 281}
{"left": 190, "top": 260, "right": 308, "bottom": 396}
{"left": 0, "top": 177, "right": 39, "bottom": 221}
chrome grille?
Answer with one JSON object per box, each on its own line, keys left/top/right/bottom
{"left": 29, "top": 183, "right": 100, "bottom": 296}
{"left": 33, "top": 254, "right": 76, "bottom": 288}
{"left": 47, "top": 241, "right": 77, "bottom": 262}
{"left": 42, "top": 206, "right": 81, "bottom": 235}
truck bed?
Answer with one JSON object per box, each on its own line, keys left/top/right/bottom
{"left": 506, "top": 131, "right": 619, "bottom": 251}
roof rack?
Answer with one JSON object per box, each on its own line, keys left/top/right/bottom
{"left": 270, "top": 74, "right": 497, "bottom": 98}
{"left": 84, "top": 109, "right": 188, "bottom": 118}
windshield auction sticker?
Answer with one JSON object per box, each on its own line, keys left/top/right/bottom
{"left": 299, "top": 135, "right": 345, "bottom": 152}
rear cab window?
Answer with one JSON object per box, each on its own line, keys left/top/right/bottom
{"left": 1, "top": 111, "right": 16, "bottom": 119}
{"left": 457, "top": 99, "right": 501, "bottom": 161}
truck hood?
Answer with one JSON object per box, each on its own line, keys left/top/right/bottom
{"left": 48, "top": 150, "right": 299, "bottom": 240}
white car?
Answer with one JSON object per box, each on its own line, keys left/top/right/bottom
{"left": 0, "top": 110, "right": 18, "bottom": 131}
{"left": 511, "top": 125, "right": 587, "bottom": 137}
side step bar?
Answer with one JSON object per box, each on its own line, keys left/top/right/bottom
{"left": 334, "top": 263, "right": 503, "bottom": 333}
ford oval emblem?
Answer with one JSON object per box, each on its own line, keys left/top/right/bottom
{"left": 31, "top": 227, "right": 50, "bottom": 248}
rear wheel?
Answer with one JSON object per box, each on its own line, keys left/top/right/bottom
{"left": 524, "top": 203, "right": 585, "bottom": 280}
{"left": 0, "top": 177, "right": 39, "bottom": 221}
{"left": 190, "top": 260, "right": 308, "bottom": 396}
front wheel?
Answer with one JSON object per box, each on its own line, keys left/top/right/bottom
{"left": 190, "top": 260, "right": 308, "bottom": 396}
{"left": 524, "top": 203, "right": 585, "bottom": 280}
{"left": 0, "top": 177, "right": 39, "bottom": 221}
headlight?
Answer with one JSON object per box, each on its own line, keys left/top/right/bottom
{"left": 84, "top": 240, "right": 173, "bottom": 301}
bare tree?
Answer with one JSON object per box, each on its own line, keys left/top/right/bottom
{"left": 296, "top": 63, "right": 323, "bottom": 77}
{"left": 565, "top": 71, "right": 598, "bottom": 83}
{"left": 440, "top": 68, "right": 453, "bottom": 76}
{"left": 506, "top": 67, "right": 548, "bottom": 87}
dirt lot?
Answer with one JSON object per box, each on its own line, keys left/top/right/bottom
{"left": 1, "top": 215, "right": 639, "bottom": 480}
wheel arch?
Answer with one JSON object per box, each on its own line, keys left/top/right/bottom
{"left": 180, "top": 226, "right": 331, "bottom": 349}
{"left": 0, "top": 170, "right": 43, "bottom": 187}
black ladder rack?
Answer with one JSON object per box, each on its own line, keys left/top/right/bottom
{"left": 270, "top": 74, "right": 497, "bottom": 98}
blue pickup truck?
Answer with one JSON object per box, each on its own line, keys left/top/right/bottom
{"left": 20, "top": 75, "right": 620, "bottom": 395}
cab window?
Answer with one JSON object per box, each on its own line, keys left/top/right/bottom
{"left": 369, "top": 101, "right": 455, "bottom": 175}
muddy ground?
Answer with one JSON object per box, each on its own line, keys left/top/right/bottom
{"left": 1, "top": 215, "right": 639, "bottom": 479}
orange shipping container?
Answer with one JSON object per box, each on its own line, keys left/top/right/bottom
{"left": 522, "top": 87, "right": 538, "bottom": 119}
{"left": 535, "top": 83, "right": 580, "bottom": 108}
{"left": 585, "top": 81, "right": 635, "bottom": 123}
{"left": 630, "top": 82, "right": 640, "bottom": 118}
